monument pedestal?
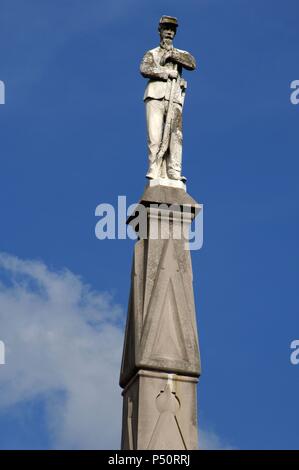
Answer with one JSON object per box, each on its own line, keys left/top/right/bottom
{"left": 121, "top": 370, "right": 198, "bottom": 450}
{"left": 120, "top": 183, "right": 201, "bottom": 450}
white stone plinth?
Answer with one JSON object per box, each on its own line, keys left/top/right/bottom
{"left": 147, "top": 177, "right": 186, "bottom": 192}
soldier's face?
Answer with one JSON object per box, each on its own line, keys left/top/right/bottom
{"left": 159, "top": 25, "right": 176, "bottom": 41}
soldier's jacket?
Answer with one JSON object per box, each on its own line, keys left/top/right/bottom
{"left": 140, "top": 46, "right": 196, "bottom": 104}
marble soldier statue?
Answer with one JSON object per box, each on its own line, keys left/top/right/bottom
{"left": 120, "top": 16, "right": 202, "bottom": 450}
{"left": 140, "top": 16, "right": 196, "bottom": 181}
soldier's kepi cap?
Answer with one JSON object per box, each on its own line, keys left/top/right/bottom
{"left": 159, "top": 15, "right": 179, "bottom": 28}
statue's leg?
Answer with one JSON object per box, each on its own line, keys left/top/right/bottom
{"left": 145, "top": 98, "right": 165, "bottom": 179}
{"left": 167, "top": 103, "right": 183, "bottom": 180}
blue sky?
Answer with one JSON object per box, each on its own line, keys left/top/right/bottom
{"left": 0, "top": 0, "right": 298, "bottom": 449}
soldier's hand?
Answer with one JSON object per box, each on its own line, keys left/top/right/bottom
{"left": 160, "top": 50, "right": 172, "bottom": 66}
{"left": 168, "top": 69, "right": 178, "bottom": 79}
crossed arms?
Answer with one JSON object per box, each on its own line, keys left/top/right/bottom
{"left": 140, "top": 48, "right": 196, "bottom": 81}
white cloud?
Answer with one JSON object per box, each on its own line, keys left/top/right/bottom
{"left": 199, "top": 428, "right": 236, "bottom": 450}
{"left": 0, "top": 252, "right": 233, "bottom": 450}
{"left": 0, "top": 252, "right": 124, "bottom": 449}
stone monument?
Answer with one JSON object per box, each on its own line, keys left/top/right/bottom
{"left": 120, "top": 16, "right": 201, "bottom": 450}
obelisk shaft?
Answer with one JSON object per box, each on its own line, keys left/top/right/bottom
{"left": 120, "top": 185, "right": 201, "bottom": 450}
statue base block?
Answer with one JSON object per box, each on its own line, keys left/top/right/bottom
{"left": 147, "top": 177, "right": 187, "bottom": 192}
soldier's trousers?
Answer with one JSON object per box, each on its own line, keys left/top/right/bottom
{"left": 145, "top": 98, "right": 183, "bottom": 180}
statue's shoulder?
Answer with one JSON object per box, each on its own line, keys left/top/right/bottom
{"left": 141, "top": 47, "right": 161, "bottom": 65}
{"left": 175, "top": 47, "right": 190, "bottom": 54}
{"left": 144, "top": 46, "right": 160, "bottom": 56}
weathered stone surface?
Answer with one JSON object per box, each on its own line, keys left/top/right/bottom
{"left": 119, "top": 234, "right": 201, "bottom": 387}
{"left": 120, "top": 184, "right": 201, "bottom": 450}
{"left": 140, "top": 184, "right": 200, "bottom": 211}
{"left": 121, "top": 370, "right": 199, "bottom": 450}
{"left": 127, "top": 185, "right": 201, "bottom": 229}
{"left": 120, "top": 189, "right": 201, "bottom": 388}
{"left": 140, "top": 16, "right": 196, "bottom": 181}
{"left": 148, "top": 177, "right": 187, "bottom": 191}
